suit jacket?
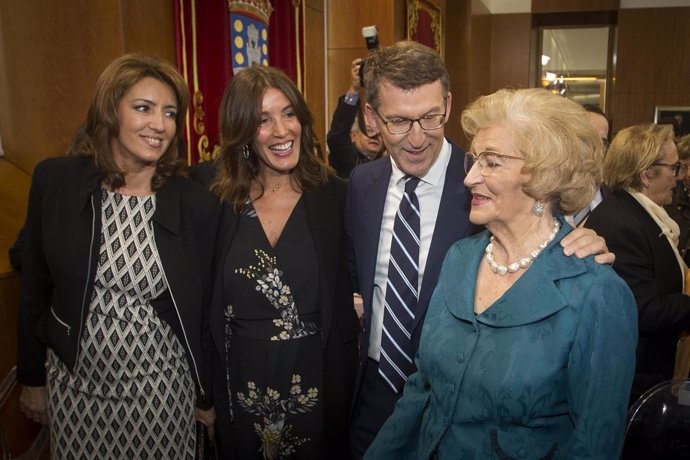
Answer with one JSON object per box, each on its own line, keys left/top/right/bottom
{"left": 327, "top": 95, "right": 375, "bottom": 178}
{"left": 366, "top": 216, "right": 637, "bottom": 459}
{"left": 17, "top": 156, "right": 220, "bottom": 407}
{"left": 585, "top": 189, "right": 690, "bottom": 397}
{"left": 191, "top": 162, "right": 360, "bottom": 458}
{"left": 345, "top": 142, "right": 480, "bottom": 401}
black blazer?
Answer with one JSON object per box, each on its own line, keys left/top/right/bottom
{"left": 17, "top": 156, "right": 220, "bottom": 408}
{"left": 326, "top": 95, "right": 374, "bottom": 178}
{"left": 585, "top": 190, "right": 690, "bottom": 397}
{"left": 191, "top": 162, "right": 360, "bottom": 458}
{"left": 344, "top": 142, "right": 480, "bottom": 401}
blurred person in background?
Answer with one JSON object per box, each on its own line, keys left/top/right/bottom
{"left": 585, "top": 123, "right": 690, "bottom": 398}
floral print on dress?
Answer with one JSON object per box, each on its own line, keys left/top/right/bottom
{"left": 236, "top": 250, "right": 319, "bottom": 340}
{"left": 236, "top": 375, "right": 319, "bottom": 460}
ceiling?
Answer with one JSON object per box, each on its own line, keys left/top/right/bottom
{"left": 478, "top": 0, "right": 690, "bottom": 14}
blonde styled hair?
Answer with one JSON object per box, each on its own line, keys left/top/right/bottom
{"left": 461, "top": 88, "right": 602, "bottom": 215}
{"left": 603, "top": 123, "right": 674, "bottom": 192}
{"left": 676, "top": 133, "right": 690, "bottom": 161}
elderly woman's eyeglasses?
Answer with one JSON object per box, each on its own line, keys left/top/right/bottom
{"left": 372, "top": 105, "right": 447, "bottom": 135}
{"left": 464, "top": 151, "right": 525, "bottom": 176}
{"left": 649, "top": 161, "right": 688, "bottom": 177}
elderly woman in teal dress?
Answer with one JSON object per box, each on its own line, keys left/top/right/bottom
{"left": 365, "top": 88, "right": 638, "bottom": 459}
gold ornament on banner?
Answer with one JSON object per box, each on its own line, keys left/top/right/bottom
{"left": 227, "top": 0, "right": 273, "bottom": 22}
{"left": 407, "top": 0, "right": 443, "bottom": 55}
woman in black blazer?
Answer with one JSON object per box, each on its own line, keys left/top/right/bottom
{"left": 17, "top": 54, "right": 220, "bottom": 458}
{"left": 193, "top": 66, "right": 360, "bottom": 459}
{"left": 585, "top": 123, "right": 690, "bottom": 400}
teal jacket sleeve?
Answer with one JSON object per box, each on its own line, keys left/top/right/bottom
{"left": 565, "top": 269, "right": 638, "bottom": 458}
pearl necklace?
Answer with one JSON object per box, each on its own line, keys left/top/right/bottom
{"left": 484, "top": 220, "right": 561, "bottom": 276}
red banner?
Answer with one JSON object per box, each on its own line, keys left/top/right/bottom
{"left": 175, "top": 0, "right": 304, "bottom": 165}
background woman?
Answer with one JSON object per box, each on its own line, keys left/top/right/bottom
{"left": 366, "top": 88, "right": 637, "bottom": 459}
{"left": 665, "top": 133, "right": 690, "bottom": 264}
{"left": 585, "top": 123, "right": 690, "bottom": 397}
{"left": 192, "top": 65, "right": 359, "bottom": 459}
{"left": 17, "top": 54, "right": 219, "bottom": 458}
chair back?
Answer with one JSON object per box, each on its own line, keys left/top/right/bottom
{"left": 622, "top": 379, "right": 690, "bottom": 459}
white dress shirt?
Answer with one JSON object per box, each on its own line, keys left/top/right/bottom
{"left": 368, "top": 139, "right": 451, "bottom": 360}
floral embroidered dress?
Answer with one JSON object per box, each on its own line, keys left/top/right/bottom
{"left": 222, "top": 198, "right": 324, "bottom": 459}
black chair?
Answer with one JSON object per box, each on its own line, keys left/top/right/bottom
{"left": 622, "top": 379, "right": 690, "bottom": 459}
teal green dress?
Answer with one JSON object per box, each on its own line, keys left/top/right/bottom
{"left": 366, "top": 215, "right": 638, "bottom": 459}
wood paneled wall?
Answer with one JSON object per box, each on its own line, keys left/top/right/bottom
{"left": 489, "top": 14, "right": 531, "bottom": 92}
{"left": 325, "top": 0, "right": 406, "bottom": 144}
{"left": 444, "top": 1, "right": 472, "bottom": 146}
{"left": 612, "top": 7, "right": 690, "bottom": 134}
{"left": 0, "top": 159, "right": 31, "bottom": 275}
{"left": 304, "top": 0, "right": 326, "bottom": 151}
{"left": 0, "top": 0, "right": 175, "bottom": 176}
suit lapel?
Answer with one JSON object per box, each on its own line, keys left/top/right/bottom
{"left": 359, "top": 160, "right": 392, "bottom": 316}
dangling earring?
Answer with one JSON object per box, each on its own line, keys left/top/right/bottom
{"left": 243, "top": 144, "right": 251, "bottom": 160}
{"left": 532, "top": 200, "right": 545, "bottom": 217}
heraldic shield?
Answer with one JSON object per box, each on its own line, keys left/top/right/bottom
{"left": 229, "top": 0, "right": 273, "bottom": 74}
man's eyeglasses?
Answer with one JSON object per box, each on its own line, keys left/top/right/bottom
{"left": 649, "top": 161, "right": 688, "bottom": 177}
{"left": 372, "top": 103, "right": 447, "bottom": 135}
{"left": 464, "top": 151, "right": 525, "bottom": 176}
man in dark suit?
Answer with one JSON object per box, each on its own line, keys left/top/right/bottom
{"left": 345, "top": 41, "right": 615, "bottom": 457}
{"left": 571, "top": 104, "right": 611, "bottom": 226}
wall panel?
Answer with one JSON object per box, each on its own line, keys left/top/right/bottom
{"left": 121, "top": 0, "right": 176, "bottom": 59}
{"left": 304, "top": 1, "right": 326, "bottom": 151}
{"left": 489, "top": 13, "right": 531, "bottom": 92}
{"left": 613, "top": 7, "right": 690, "bottom": 133}
{"left": 0, "top": 0, "right": 176, "bottom": 176}
{"left": 444, "top": 0, "right": 472, "bottom": 146}
{"left": 325, "top": 0, "right": 405, "bottom": 152}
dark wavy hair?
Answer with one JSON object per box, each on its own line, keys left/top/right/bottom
{"left": 212, "top": 65, "right": 330, "bottom": 210}
{"left": 68, "top": 54, "right": 189, "bottom": 191}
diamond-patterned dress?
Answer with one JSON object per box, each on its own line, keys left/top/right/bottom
{"left": 46, "top": 189, "right": 196, "bottom": 459}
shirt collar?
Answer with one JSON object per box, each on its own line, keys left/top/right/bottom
{"left": 390, "top": 138, "right": 451, "bottom": 187}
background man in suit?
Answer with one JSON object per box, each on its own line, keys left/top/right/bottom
{"left": 327, "top": 58, "right": 385, "bottom": 178}
{"left": 571, "top": 104, "right": 611, "bottom": 226}
{"left": 345, "top": 41, "right": 615, "bottom": 457}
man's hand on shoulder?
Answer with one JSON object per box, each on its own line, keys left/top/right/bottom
{"left": 561, "top": 226, "right": 615, "bottom": 265}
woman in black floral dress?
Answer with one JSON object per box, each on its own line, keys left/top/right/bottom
{"left": 193, "top": 66, "right": 360, "bottom": 459}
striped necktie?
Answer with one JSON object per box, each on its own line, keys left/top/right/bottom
{"left": 379, "top": 175, "right": 421, "bottom": 393}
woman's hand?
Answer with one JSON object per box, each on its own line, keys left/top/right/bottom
{"left": 19, "top": 385, "right": 48, "bottom": 425}
{"left": 561, "top": 227, "right": 615, "bottom": 265}
{"left": 195, "top": 406, "right": 216, "bottom": 441}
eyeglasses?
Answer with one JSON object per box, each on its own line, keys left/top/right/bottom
{"left": 464, "top": 151, "right": 525, "bottom": 176}
{"left": 372, "top": 103, "right": 447, "bottom": 135}
{"left": 649, "top": 161, "right": 688, "bottom": 177}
